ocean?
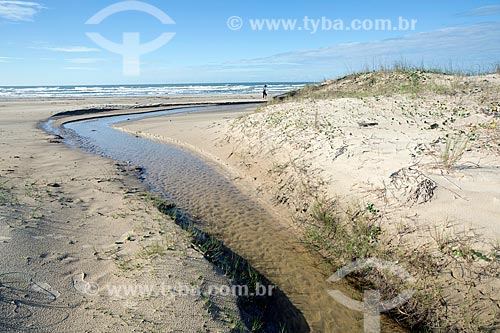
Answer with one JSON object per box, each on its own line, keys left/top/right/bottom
{"left": 0, "top": 82, "right": 310, "bottom": 98}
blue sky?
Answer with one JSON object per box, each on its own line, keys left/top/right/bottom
{"left": 0, "top": 0, "right": 499, "bottom": 86}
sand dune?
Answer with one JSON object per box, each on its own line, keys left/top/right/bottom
{"left": 116, "top": 72, "right": 500, "bottom": 332}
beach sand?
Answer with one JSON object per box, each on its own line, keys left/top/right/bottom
{"left": 0, "top": 96, "right": 258, "bottom": 332}
{"left": 2, "top": 72, "right": 498, "bottom": 332}
{"left": 115, "top": 72, "right": 500, "bottom": 331}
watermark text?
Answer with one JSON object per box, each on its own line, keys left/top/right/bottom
{"left": 228, "top": 16, "right": 418, "bottom": 33}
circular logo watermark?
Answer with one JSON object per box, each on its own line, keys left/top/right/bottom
{"left": 85, "top": 1, "right": 176, "bottom": 76}
{"left": 73, "top": 273, "right": 100, "bottom": 296}
{"left": 327, "top": 258, "right": 415, "bottom": 333}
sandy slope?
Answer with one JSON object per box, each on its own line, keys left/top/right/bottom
{"left": 116, "top": 94, "right": 500, "bottom": 242}
{"left": 118, "top": 75, "right": 500, "bottom": 240}
{"left": 114, "top": 107, "right": 297, "bottom": 227}
{"left": 0, "top": 96, "right": 257, "bottom": 332}
{"left": 116, "top": 73, "right": 500, "bottom": 331}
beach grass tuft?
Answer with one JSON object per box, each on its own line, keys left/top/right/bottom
{"left": 0, "top": 180, "right": 11, "bottom": 205}
{"left": 304, "top": 198, "right": 380, "bottom": 269}
{"left": 0, "top": 178, "right": 17, "bottom": 206}
{"left": 139, "top": 241, "right": 166, "bottom": 258}
{"left": 440, "top": 135, "right": 469, "bottom": 169}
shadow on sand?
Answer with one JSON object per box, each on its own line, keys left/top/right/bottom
{"left": 157, "top": 200, "right": 310, "bottom": 333}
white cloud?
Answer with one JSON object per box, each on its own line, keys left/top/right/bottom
{"left": 0, "top": 56, "right": 11, "bottom": 62}
{"left": 64, "top": 67, "right": 98, "bottom": 71}
{"left": 461, "top": 5, "right": 500, "bottom": 16}
{"left": 0, "top": 1, "right": 43, "bottom": 22}
{"left": 44, "top": 46, "right": 100, "bottom": 53}
{"left": 66, "top": 58, "right": 103, "bottom": 64}
{"left": 228, "top": 23, "right": 500, "bottom": 76}
{"left": 153, "top": 23, "right": 500, "bottom": 83}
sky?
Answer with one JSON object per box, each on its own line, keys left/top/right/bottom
{"left": 0, "top": 0, "right": 499, "bottom": 86}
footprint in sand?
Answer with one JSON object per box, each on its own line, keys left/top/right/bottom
{"left": 0, "top": 236, "right": 11, "bottom": 242}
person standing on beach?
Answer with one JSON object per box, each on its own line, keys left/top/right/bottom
{"left": 263, "top": 85, "right": 268, "bottom": 99}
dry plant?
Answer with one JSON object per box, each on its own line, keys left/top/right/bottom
{"left": 389, "top": 168, "right": 437, "bottom": 205}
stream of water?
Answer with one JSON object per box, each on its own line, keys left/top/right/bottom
{"left": 46, "top": 105, "right": 406, "bottom": 332}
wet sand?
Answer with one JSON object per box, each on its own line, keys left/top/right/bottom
{"left": 0, "top": 96, "right": 260, "bottom": 332}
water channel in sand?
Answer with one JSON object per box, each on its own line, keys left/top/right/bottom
{"left": 45, "top": 104, "right": 406, "bottom": 332}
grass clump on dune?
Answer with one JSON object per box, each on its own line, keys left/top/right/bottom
{"left": 440, "top": 135, "right": 470, "bottom": 169}
{"left": 0, "top": 179, "right": 15, "bottom": 206}
{"left": 304, "top": 199, "right": 380, "bottom": 267}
